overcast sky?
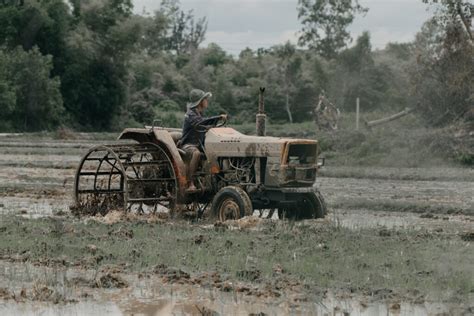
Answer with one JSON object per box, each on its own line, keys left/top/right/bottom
{"left": 133, "top": 0, "right": 434, "bottom": 54}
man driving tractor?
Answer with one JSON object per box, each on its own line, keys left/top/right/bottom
{"left": 180, "top": 89, "right": 227, "bottom": 193}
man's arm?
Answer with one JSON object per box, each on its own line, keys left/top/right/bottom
{"left": 187, "top": 111, "right": 221, "bottom": 130}
{"left": 199, "top": 115, "right": 221, "bottom": 126}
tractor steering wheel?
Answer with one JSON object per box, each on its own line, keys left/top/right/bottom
{"left": 215, "top": 115, "right": 228, "bottom": 128}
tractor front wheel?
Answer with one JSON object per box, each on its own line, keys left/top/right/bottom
{"left": 211, "top": 186, "right": 253, "bottom": 221}
{"left": 278, "top": 190, "right": 327, "bottom": 220}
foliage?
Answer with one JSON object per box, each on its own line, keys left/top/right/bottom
{"left": 158, "top": 0, "right": 207, "bottom": 55}
{"left": 0, "top": 0, "right": 471, "bottom": 136}
{"left": 0, "top": 46, "right": 63, "bottom": 131}
{"left": 60, "top": 0, "right": 139, "bottom": 130}
{"left": 297, "top": 0, "right": 368, "bottom": 58}
{"left": 411, "top": 0, "right": 473, "bottom": 126}
{"left": 422, "top": 0, "right": 473, "bottom": 42}
{"left": 328, "top": 32, "right": 394, "bottom": 111}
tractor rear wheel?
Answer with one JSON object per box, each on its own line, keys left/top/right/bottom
{"left": 211, "top": 186, "right": 253, "bottom": 221}
{"left": 74, "top": 143, "right": 177, "bottom": 216}
{"left": 278, "top": 190, "right": 327, "bottom": 220}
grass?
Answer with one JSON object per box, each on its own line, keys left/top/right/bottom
{"left": 0, "top": 215, "right": 472, "bottom": 302}
{"left": 231, "top": 112, "right": 471, "bottom": 167}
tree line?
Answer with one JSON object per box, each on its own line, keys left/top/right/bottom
{"left": 0, "top": 0, "right": 472, "bottom": 132}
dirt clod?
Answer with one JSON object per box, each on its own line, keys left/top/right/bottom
{"left": 214, "top": 221, "right": 228, "bottom": 231}
{"left": 112, "top": 227, "right": 134, "bottom": 239}
{"left": 86, "top": 244, "right": 98, "bottom": 254}
{"left": 94, "top": 273, "right": 128, "bottom": 289}
{"left": 272, "top": 264, "right": 285, "bottom": 275}
{"left": 224, "top": 240, "right": 233, "bottom": 248}
{"left": 0, "top": 288, "right": 13, "bottom": 300}
{"left": 236, "top": 269, "right": 261, "bottom": 282}
{"left": 154, "top": 264, "right": 191, "bottom": 284}
{"left": 390, "top": 302, "right": 401, "bottom": 310}
{"left": 32, "top": 285, "right": 54, "bottom": 301}
{"left": 460, "top": 231, "right": 474, "bottom": 241}
{"left": 221, "top": 282, "right": 234, "bottom": 292}
{"left": 194, "top": 234, "right": 207, "bottom": 244}
{"left": 195, "top": 305, "right": 220, "bottom": 316}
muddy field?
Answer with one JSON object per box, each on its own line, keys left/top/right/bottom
{"left": 0, "top": 133, "right": 473, "bottom": 315}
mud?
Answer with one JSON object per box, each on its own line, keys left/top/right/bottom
{"left": 318, "top": 176, "right": 473, "bottom": 214}
{"left": 331, "top": 208, "right": 474, "bottom": 232}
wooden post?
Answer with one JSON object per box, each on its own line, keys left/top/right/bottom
{"left": 256, "top": 87, "right": 266, "bottom": 136}
{"left": 356, "top": 97, "right": 360, "bottom": 130}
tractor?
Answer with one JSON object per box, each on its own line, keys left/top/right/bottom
{"left": 73, "top": 89, "right": 327, "bottom": 221}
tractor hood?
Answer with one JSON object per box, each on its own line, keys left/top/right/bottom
{"left": 205, "top": 127, "right": 318, "bottom": 160}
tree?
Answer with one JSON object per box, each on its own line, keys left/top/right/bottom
{"left": 422, "top": 0, "right": 473, "bottom": 42}
{"left": 61, "top": 0, "right": 140, "bottom": 130}
{"left": 411, "top": 17, "right": 473, "bottom": 126}
{"left": 297, "top": 0, "right": 368, "bottom": 58}
{"left": 328, "top": 32, "right": 391, "bottom": 111}
{"left": 410, "top": 1, "right": 473, "bottom": 126}
{"left": 0, "top": 0, "right": 71, "bottom": 61}
{"left": 0, "top": 49, "right": 16, "bottom": 130}
{"left": 159, "top": 0, "right": 207, "bottom": 55}
{"left": 273, "top": 42, "right": 303, "bottom": 123}
{"left": 0, "top": 46, "right": 63, "bottom": 131}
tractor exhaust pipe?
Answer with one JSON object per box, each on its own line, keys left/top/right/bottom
{"left": 256, "top": 87, "right": 266, "bottom": 136}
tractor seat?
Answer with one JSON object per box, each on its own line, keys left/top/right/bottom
{"left": 169, "top": 131, "right": 187, "bottom": 157}
{"left": 169, "top": 131, "right": 182, "bottom": 144}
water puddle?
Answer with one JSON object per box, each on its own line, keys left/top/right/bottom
{"left": 0, "top": 197, "right": 70, "bottom": 218}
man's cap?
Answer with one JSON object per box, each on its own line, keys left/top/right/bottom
{"left": 188, "top": 89, "right": 212, "bottom": 109}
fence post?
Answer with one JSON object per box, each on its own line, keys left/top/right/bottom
{"left": 356, "top": 97, "right": 360, "bottom": 130}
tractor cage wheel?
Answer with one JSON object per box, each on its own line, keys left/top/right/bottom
{"left": 73, "top": 143, "right": 177, "bottom": 216}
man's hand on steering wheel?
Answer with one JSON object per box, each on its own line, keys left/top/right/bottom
{"left": 215, "top": 113, "right": 229, "bottom": 127}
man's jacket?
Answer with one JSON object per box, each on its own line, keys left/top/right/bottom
{"left": 180, "top": 108, "right": 220, "bottom": 148}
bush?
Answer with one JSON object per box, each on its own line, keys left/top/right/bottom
{"left": 130, "top": 100, "right": 155, "bottom": 124}
{"left": 157, "top": 99, "right": 181, "bottom": 112}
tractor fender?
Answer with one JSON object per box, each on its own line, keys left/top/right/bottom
{"left": 118, "top": 128, "right": 187, "bottom": 196}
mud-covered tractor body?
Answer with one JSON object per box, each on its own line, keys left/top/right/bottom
{"left": 74, "top": 125, "right": 326, "bottom": 220}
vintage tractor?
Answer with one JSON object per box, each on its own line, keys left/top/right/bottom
{"left": 73, "top": 89, "right": 327, "bottom": 220}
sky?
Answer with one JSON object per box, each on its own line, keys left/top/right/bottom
{"left": 133, "top": 0, "right": 434, "bottom": 55}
